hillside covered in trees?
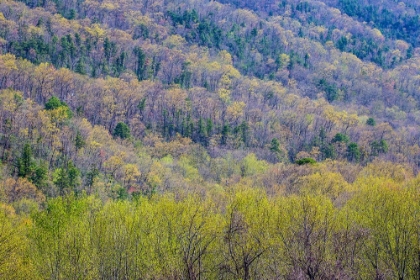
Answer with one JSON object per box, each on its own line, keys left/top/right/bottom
{"left": 1, "top": 0, "right": 420, "bottom": 279}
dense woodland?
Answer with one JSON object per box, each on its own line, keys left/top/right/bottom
{"left": 1, "top": 0, "right": 420, "bottom": 279}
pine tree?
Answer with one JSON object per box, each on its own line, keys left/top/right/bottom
{"left": 45, "top": 96, "right": 62, "bottom": 110}
{"left": 75, "top": 131, "right": 85, "bottom": 150}
{"left": 113, "top": 122, "right": 131, "bottom": 139}
{"left": 17, "top": 144, "right": 34, "bottom": 178}
{"left": 75, "top": 57, "right": 86, "bottom": 75}
{"left": 221, "top": 124, "right": 230, "bottom": 145}
{"left": 270, "top": 138, "right": 281, "bottom": 153}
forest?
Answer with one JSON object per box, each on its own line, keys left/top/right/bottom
{"left": 1, "top": 0, "right": 420, "bottom": 278}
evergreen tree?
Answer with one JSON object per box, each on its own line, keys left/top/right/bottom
{"left": 31, "top": 162, "right": 48, "bottom": 189}
{"left": 239, "top": 121, "right": 249, "bottom": 145}
{"left": 134, "top": 47, "right": 147, "bottom": 80}
{"left": 221, "top": 124, "right": 230, "bottom": 145}
{"left": 17, "top": 144, "right": 34, "bottom": 178}
{"left": 75, "top": 57, "right": 86, "bottom": 75}
{"left": 137, "top": 98, "right": 146, "bottom": 115}
{"left": 332, "top": 133, "right": 349, "bottom": 143}
{"left": 53, "top": 160, "right": 80, "bottom": 195}
{"left": 45, "top": 96, "right": 63, "bottom": 110}
{"left": 113, "top": 122, "right": 131, "bottom": 139}
{"left": 319, "top": 128, "right": 326, "bottom": 142}
{"left": 53, "top": 168, "right": 69, "bottom": 195}
{"left": 68, "top": 161, "right": 80, "bottom": 190}
{"left": 75, "top": 131, "right": 85, "bottom": 150}
{"left": 206, "top": 118, "right": 213, "bottom": 137}
{"left": 366, "top": 117, "right": 376, "bottom": 126}
{"left": 197, "top": 117, "right": 207, "bottom": 144}
{"left": 270, "top": 138, "right": 281, "bottom": 153}
{"left": 370, "top": 139, "right": 388, "bottom": 156}
{"left": 347, "top": 142, "right": 361, "bottom": 162}
{"left": 295, "top": 157, "right": 316, "bottom": 165}
{"left": 321, "top": 144, "right": 336, "bottom": 159}
{"left": 45, "top": 96, "right": 73, "bottom": 118}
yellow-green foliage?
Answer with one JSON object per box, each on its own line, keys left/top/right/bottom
{"left": 0, "top": 170, "right": 416, "bottom": 279}
{"left": 346, "top": 180, "right": 419, "bottom": 279}
{"left": 0, "top": 207, "right": 34, "bottom": 279}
